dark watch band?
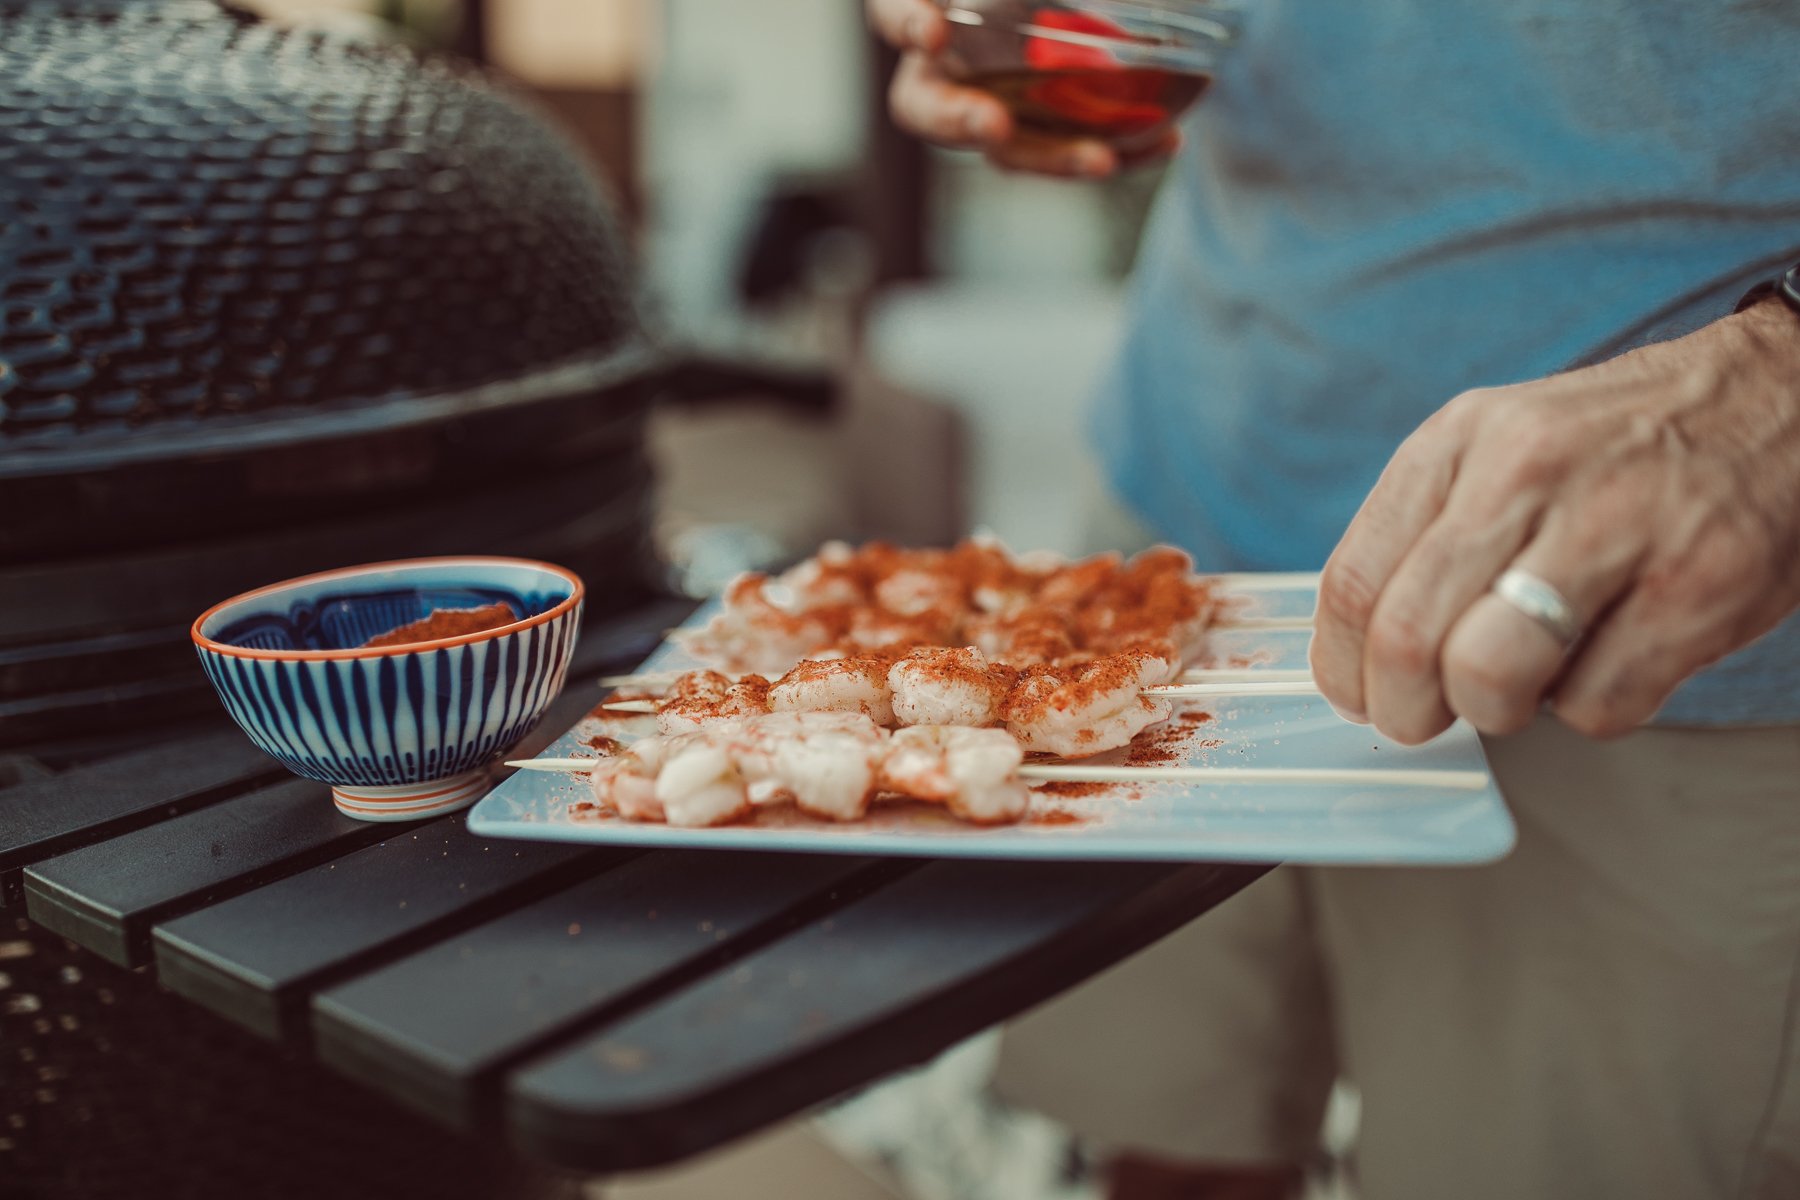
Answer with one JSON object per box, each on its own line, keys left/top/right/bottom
{"left": 1735, "top": 261, "right": 1800, "bottom": 316}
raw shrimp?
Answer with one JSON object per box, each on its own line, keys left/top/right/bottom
{"left": 773, "top": 542, "right": 865, "bottom": 609}
{"left": 585, "top": 728, "right": 712, "bottom": 823}
{"left": 652, "top": 740, "right": 755, "bottom": 827}
{"left": 678, "top": 573, "right": 843, "bottom": 675}
{"left": 1077, "top": 547, "right": 1215, "bottom": 661}
{"left": 678, "top": 537, "right": 1219, "bottom": 679}
{"left": 1101, "top": 637, "right": 1185, "bottom": 685}
{"left": 588, "top": 733, "right": 757, "bottom": 827}
{"left": 963, "top": 607, "right": 1078, "bottom": 665}
{"left": 880, "top": 725, "right": 1030, "bottom": 824}
{"left": 591, "top": 712, "right": 889, "bottom": 826}
{"left": 949, "top": 535, "right": 1048, "bottom": 616}
{"left": 887, "top": 647, "right": 1018, "bottom": 728}
{"left": 844, "top": 606, "right": 957, "bottom": 653}
{"left": 707, "top": 711, "right": 888, "bottom": 823}
{"left": 873, "top": 565, "right": 964, "bottom": 618}
{"left": 769, "top": 656, "right": 895, "bottom": 725}
{"left": 1001, "top": 650, "right": 1174, "bottom": 758}
{"left": 1036, "top": 552, "right": 1124, "bottom": 610}
{"left": 656, "top": 671, "right": 773, "bottom": 735}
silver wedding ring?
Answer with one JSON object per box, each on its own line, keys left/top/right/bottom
{"left": 1491, "top": 568, "right": 1583, "bottom": 648}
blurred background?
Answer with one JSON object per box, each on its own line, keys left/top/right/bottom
{"left": 247, "top": 0, "right": 1161, "bottom": 585}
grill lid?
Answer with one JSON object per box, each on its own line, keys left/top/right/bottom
{"left": 0, "top": 0, "right": 649, "bottom": 473}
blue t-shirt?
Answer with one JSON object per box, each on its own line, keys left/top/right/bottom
{"left": 1095, "top": 0, "right": 1800, "bottom": 725}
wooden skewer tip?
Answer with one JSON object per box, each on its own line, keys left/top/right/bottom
{"left": 506, "top": 757, "right": 1486, "bottom": 790}
{"left": 1209, "top": 571, "right": 1323, "bottom": 592}
{"left": 1146, "top": 681, "right": 1323, "bottom": 697}
{"left": 600, "top": 699, "right": 660, "bottom": 714}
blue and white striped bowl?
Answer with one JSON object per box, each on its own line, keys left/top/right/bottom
{"left": 193, "top": 557, "right": 584, "bottom": 822}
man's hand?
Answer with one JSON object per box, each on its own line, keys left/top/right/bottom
{"left": 867, "top": 0, "right": 1175, "bottom": 178}
{"left": 1310, "top": 300, "right": 1800, "bottom": 743}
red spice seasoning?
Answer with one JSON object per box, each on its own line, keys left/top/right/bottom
{"left": 999, "top": 651, "right": 1152, "bottom": 729}
{"left": 659, "top": 672, "right": 773, "bottom": 726}
{"left": 1026, "top": 806, "right": 1088, "bottom": 827}
{"left": 895, "top": 647, "right": 1019, "bottom": 716}
{"left": 362, "top": 602, "right": 516, "bottom": 648}
{"left": 1032, "top": 780, "right": 1113, "bottom": 798}
{"left": 582, "top": 735, "right": 623, "bottom": 754}
{"left": 1178, "top": 710, "right": 1215, "bottom": 725}
{"left": 1128, "top": 742, "right": 1181, "bottom": 766}
{"left": 704, "top": 539, "right": 1222, "bottom": 677}
{"left": 1127, "top": 715, "right": 1192, "bottom": 765}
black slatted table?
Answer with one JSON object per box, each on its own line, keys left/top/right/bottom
{"left": 3, "top": 602, "right": 1270, "bottom": 1183}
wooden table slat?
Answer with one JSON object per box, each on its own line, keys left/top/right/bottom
{"left": 505, "top": 859, "right": 1267, "bottom": 1171}
{"left": 152, "top": 816, "right": 612, "bottom": 1040}
{"left": 0, "top": 727, "right": 282, "bottom": 907}
{"left": 9, "top": 590, "right": 1276, "bottom": 1177}
{"left": 23, "top": 777, "right": 398, "bottom": 968}
{"left": 312, "top": 851, "right": 891, "bottom": 1129}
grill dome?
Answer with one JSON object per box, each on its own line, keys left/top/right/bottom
{"left": 0, "top": 0, "right": 642, "bottom": 446}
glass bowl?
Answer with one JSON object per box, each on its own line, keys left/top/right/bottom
{"left": 937, "top": 0, "right": 1241, "bottom": 152}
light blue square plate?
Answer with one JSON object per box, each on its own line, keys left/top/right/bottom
{"left": 467, "top": 582, "right": 1515, "bottom": 865}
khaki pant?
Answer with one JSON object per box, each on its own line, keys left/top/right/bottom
{"left": 994, "top": 718, "right": 1800, "bottom": 1200}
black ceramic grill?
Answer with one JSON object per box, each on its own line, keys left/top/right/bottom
{"left": 0, "top": 1, "right": 642, "bottom": 440}
{"left": 0, "top": 0, "right": 666, "bottom": 750}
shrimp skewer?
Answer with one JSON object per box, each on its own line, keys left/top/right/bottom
{"left": 518, "top": 712, "right": 1490, "bottom": 831}
{"left": 570, "top": 713, "right": 1029, "bottom": 827}
{"left": 879, "top": 725, "right": 1030, "bottom": 824}
{"left": 621, "top": 646, "right": 1196, "bottom": 758}
{"left": 599, "top": 666, "right": 1322, "bottom": 690}
{"left": 526, "top": 754, "right": 1491, "bottom": 794}
{"left": 768, "top": 656, "right": 896, "bottom": 725}
{"left": 1001, "top": 650, "right": 1174, "bottom": 758}
{"left": 671, "top": 540, "right": 1224, "bottom": 678}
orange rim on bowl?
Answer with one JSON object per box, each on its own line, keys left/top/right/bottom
{"left": 191, "top": 555, "right": 586, "bottom": 661}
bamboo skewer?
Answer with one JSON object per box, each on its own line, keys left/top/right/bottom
{"left": 655, "top": 607, "right": 1311, "bottom": 642}
{"left": 599, "top": 699, "right": 661, "bottom": 714}
{"left": 1217, "top": 614, "right": 1315, "bottom": 631}
{"left": 505, "top": 757, "right": 1487, "bottom": 791}
{"left": 600, "top": 671, "right": 689, "bottom": 689}
{"left": 599, "top": 666, "right": 1322, "bottom": 691}
{"left": 1144, "top": 682, "right": 1322, "bottom": 697}
{"left": 600, "top": 677, "right": 1325, "bottom": 713}
{"left": 1017, "top": 765, "right": 1487, "bottom": 790}
{"left": 1207, "top": 571, "right": 1322, "bottom": 591}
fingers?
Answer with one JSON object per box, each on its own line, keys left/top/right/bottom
{"left": 1441, "top": 503, "right": 1647, "bottom": 737}
{"left": 1359, "top": 485, "right": 1538, "bottom": 744}
{"left": 889, "top": 52, "right": 1012, "bottom": 148}
{"left": 1311, "top": 404, "right": 1472, "bottom": 725}
{"left": 867, "top": 0, "right": 945, "bottom": 52}
{"left": 876, "top": 2, "right": 1172, "bottom": 179}
{"left": 992, "top": 128, "right": 1180, "bottom": 178}
{"left": 986, "top": 129, "right": 1118, "bottom": 177}
{"left": 888, "top": 55, "right": 1122, "bottom": 175}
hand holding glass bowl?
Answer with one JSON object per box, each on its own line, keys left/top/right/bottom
{"left": 869, "top": 0, "right": 1238, "bottom": 177}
